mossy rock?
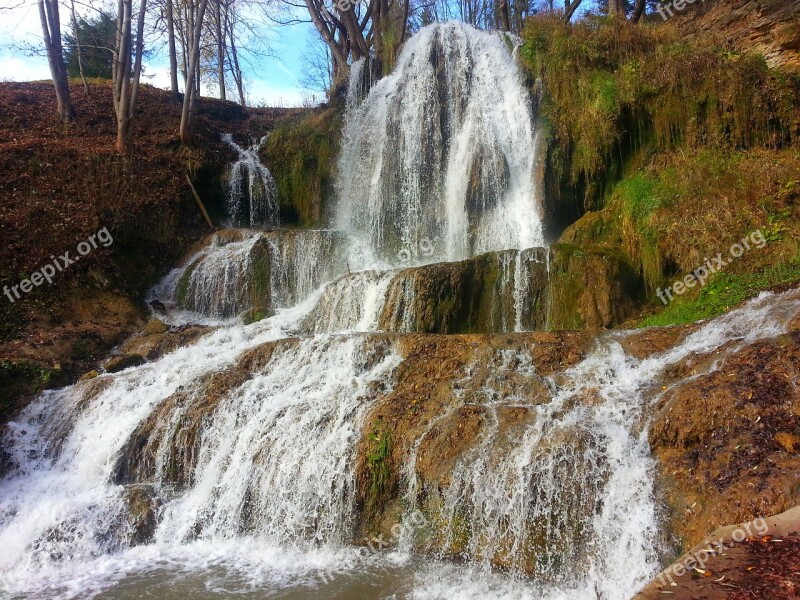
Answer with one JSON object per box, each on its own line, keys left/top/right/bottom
{"left": 547, "top": 243, "right": 644, "bottom": 330}
{"left": 104, "top": 353, "right": 146, "bottom": 373}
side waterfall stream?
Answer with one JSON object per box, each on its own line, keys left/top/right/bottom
{"left": 2, "top": 21, "right": 799, "bottom": 600}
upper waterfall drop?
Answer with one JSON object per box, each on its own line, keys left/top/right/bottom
{"left": 336, "top": 22, "right": 545, "bottom": 266}
{"left": 222, "top": 134, "right": 280, "bottom": 228}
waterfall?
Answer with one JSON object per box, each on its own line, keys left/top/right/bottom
{"left": 149, "top": 229, "right": 351, "bottom": 324}
{"left": 223, "top": 134, "right": 280, "bottom": 228}
{"left": 1, "top": 288, "right": 798, "bottom": 598}
{"left": 2, "top": 19, "right": 769, "bottom": 600}
{"left": 336, "top": 22, "right": 544, "bottom": 265}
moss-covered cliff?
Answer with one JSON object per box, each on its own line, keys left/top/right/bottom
{"left": 520, "top": 13, "right": 800, "bottom": 328}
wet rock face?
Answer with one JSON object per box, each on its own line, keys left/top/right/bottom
{"left": 163, "top": 230, "right": 642, "bottom": 334}
{"left": 112, "top": 367, "right": 254, "bottom": 489}
{"left": 119, "top": 323, "right": 211, "bottom": 361}
{"left": 354, "top": 332, "right": 596, "bottom": 577}
{"left": 103, "top": 354, "right": 146, "bottom": 374}
{"left": 379, "top": 249, "right": 549, "bottom": 333}
{"left": 124, "top": 484, "right": 162, "bottom": 546}
{"left": 547, "top": 245, "right": 643, "bottom": 330}
{"left": 169, "top": 229, "right": 350, "bottom": 321}
{"left": 650, "top": 328, "right": 800, "bottom": 551}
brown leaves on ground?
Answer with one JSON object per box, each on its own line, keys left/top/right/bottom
{"left": 726, "top": 533, "right": 800, "bottom": 599}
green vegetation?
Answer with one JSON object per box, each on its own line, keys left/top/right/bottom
{"left": 365, "top": 418, "right": 393, "bottom": 517}
{"left": 640, "top": 261, "right": 800, "bottom": 327}
{"left": 263, "top": 106, "right": 344, "bottom": 227}
{"left": 0, "top": 360, "right": 53, "bottom": 386}
{"left": 64, "top": 12, "right": 115, "bottom": 80}
{"left": 521, "top": 16, "right": 800, "bottom": 328}
{"left": 521, "top": 16, "right": 798, "bottom": 213}
{"left": 0, "top": 360, "right": 57, "bottom": 422}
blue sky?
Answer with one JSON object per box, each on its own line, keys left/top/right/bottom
{"left": 0, "top": 0, "right": 321, "bottom": 106}
{"left": 0, "top": 1, "right": 602, "bottom": 107}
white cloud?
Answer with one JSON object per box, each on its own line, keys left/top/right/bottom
{"left": 0, "top": 54, "right": 51, "bottom": 82}
{"left": 0, "top": 1, "right": 44, "bottom": 42}
{"left": 246, "top": 78, "right": 322, "bottom": 107}
{"left": 141, "top": 62, "right": 174, "bottom": 91}
{"left": 0, "top": 1, "right": 321, "bottom": 107}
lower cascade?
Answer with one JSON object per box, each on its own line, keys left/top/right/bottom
{"left": 2, "top": 288, "right": 799, "bottom": 598}
{"left": 2, "top": 18, "right": 795, "bottom": 600}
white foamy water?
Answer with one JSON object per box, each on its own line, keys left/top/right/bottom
{"left": 1, "top": 291, "right": 797, "bottom": 599}
{"left": 336, "top": 21, "right": 544, "bottom": 264}
{"left": 3, "top": 17, "right": 798, "bottom": 600}
{"left": 222, "top": 134, "right": 280, "bottom": 228}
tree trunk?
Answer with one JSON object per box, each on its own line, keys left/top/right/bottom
{"left": 498, "top": 0, "right": 510, "bottom": 31}
{"left": 166, "top": 0, "right": 179, "bottom": 98}
{"left": 38, "top": 0, "right": 74, "bottom": 122}
{"left": 68, "top": 0, "right": 90, "bottom": 96}
{"left": 610, "top": 0, "right": 626, "bottom": 18}
{"left": 112, "top": 0, "right": 132, "bottom": 153}
{"left": 400, "top": 0, "right": 410, "bottom": 44}
{"left": 305, "top": 0, "right": 350, "bottom": 83}
{"left": 214, "top": 0, "right": 226, "bottom": 101}
{"left": 112, "top": 0, "right": 147, "bottom": 155}
{"left": 631, "top": 0, "right": 646, "bottom": 23}
{"left": 180, "top": 0, "right": 209, "bottom": 145}
{"left": 564, "top": 0, "right": 583, "bottom": 22}
{"left": 225, "top": 7, "right": 246, "bottom": 106}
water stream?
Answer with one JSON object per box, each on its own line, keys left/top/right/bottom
{"left": 222, "top": 134, "right": 280, "bottom": 228}
{"left": 1, "top": 20, "right": 795, "bottom": 600}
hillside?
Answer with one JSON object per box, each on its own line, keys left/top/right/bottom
{"left": 0, "top": 81, "right": 298, "bottom": 419}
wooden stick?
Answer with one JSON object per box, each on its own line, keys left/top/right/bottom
{"left": 185, "top": 173, "right": 215, "bottom": 229}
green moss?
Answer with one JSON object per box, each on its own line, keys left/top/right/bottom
{"left": 521, "top": 16, "right": 798, "bottom": 215}
{"left": 248, "top": 244, "right": 271, "bottom": 312}
{"left": 365, "top": 418, "right": 393, "bottom": 517}
{"left": 613, "top": 174, "right": 666, "bottom": 290}
{"left": 174, "top": 258, "right": 201, "bottom": 306}
{"left": 546, "top": 244, "right": 590, "bottom": 330}
{"left": 640, "top": 261, "right": 800, "bottom": 327}
{"left": 263, "top": 106, "right": 344, "bottom": 227}
{"left": 0, "top": 360, "right": 54, "bottom": 385}
{"left": 0, "top": 360, "right": 57, "bottom": 422}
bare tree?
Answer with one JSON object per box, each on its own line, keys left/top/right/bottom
{"left": 564, "top": 0, "right": 582, "bottom": 21}
{"left": 112, "top": 0, "right": 148, "bottom": 154}
{"left": 38, "top": 0, "right": 74, "bottom": 121}
{"left": 212, "top": 0, "right": 227, "bottom": 100}
{"left": 608, "top": 0, "right": 626, "bottom": 17}
{"left": 497, "top": 0, "right": 511, "bottom": 31}
{"left": 631, "top": 0, "right": 646, "bottom": 23}
{"left": 303, "top": 0, "right": 411, "bottom": 86}
{"left": 165, "top": 0, "right": 180, "bottom": 98}
{"left": 300, "top": 31, "right": 333, "bottom": 95}
{"left": 68, "top": 0, "right": 90, "bottom": 95}
{"left": 224, "top": 2, "right": 246, "bottom": 105}
{"left": 180, "top": 0, "right": 209, "bottom": 144}
{"left": 597, "top": 0, "right": 648, "bottom": 22}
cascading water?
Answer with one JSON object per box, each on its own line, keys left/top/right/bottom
{"left": 222, "top": 134, "right": 280, "bottom": 228}
{"left": 149, "top": 229, "right": 351, "bottom": 324}
{"left": 336, "top": 22, "right": 544, "bottom": 263}
{"left": 3, "top": 286, "right": 800, "bottom": 598}
{"left": 1, "top": 19, "right": 787, "bottom": 600}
